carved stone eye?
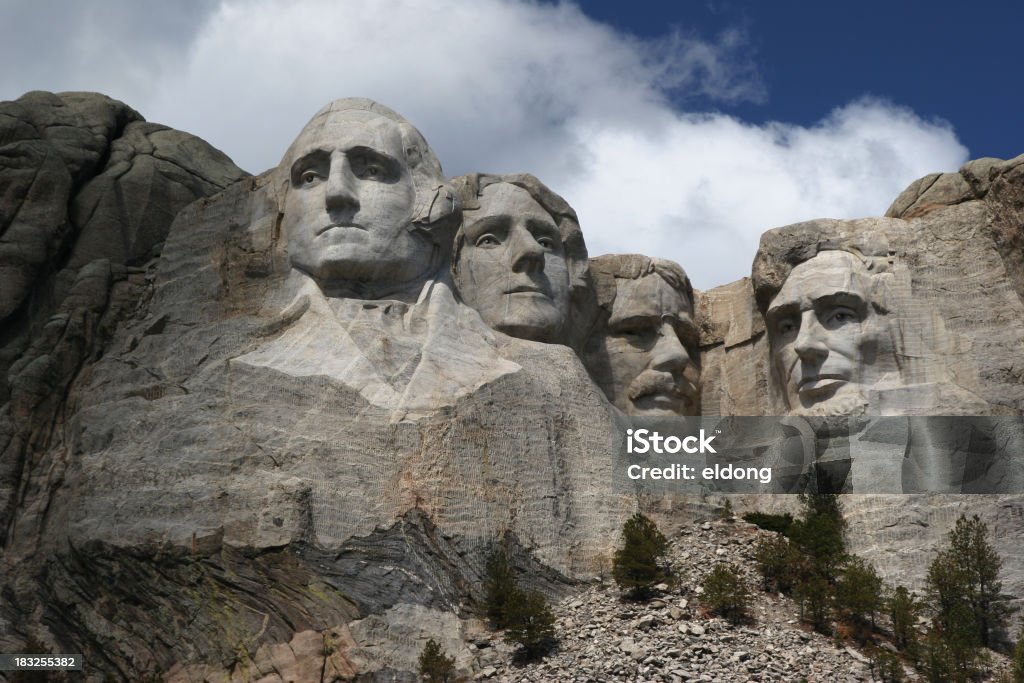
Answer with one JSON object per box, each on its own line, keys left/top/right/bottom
{"left": 302, "top": 171, "right": 318, "bottom": 184}
{"left": 476, "top": 235, "right": 499, "bottom": 247}
{"left": 777, "top": 319, "right": 797, "bottom": 335}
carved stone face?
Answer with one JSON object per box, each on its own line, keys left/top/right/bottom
{"left": 592, "top": 274, "right": 700, "bottom": 416}
{"left": 281, "top": 109, "right": 432, "bottom": 289}
{"left": 766, "top": 250, "right": 879, "bottom": 415}
{"left": 455, "top": 183, "right": 570, "bottom": 342}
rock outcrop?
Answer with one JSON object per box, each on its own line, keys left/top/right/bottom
{"left": 1, "top": 91, "right": 1022, "bottom": 681}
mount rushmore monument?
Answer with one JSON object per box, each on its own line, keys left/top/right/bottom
{"left": 2, "top": 91, "right": 1024, "bottom": 680}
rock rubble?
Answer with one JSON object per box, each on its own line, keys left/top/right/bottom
{"left": 467, "top": 518, "right": 1010, "bottom": 683}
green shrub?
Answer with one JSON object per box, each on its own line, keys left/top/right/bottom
{"left": 742, "top": 511, "right": 794, "bottom": 535}
{"left": 1011, "top": 624, "right": 1024, "bottom": 682}
{"left": 869, "top": 648, "right": 905, "bottom": 683}
{"left": 702, "top": 564, "right": 750, "bottom": 625}
{"left": 418, "top": 638, "right": 456, "bottom": 683}
{"left": 503, "top": 590, "right": 556, "bottom": 659}
{"left": 612, "top": 513, "right": 669, "bottom": 600}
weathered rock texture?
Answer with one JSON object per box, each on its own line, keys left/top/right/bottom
{"left": 1, "top": 90, "right": 1023, "bottom": 682}
{"left": 1, "top": 96, "right": 631, "bottom": 681}
{"left": 698, "top": 152, "right": 1024, "bottom": 627}
{"left": 0, "top": 91, "right": 248, "bottom": 554}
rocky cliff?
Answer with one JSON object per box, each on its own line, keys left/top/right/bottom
{"left": 1, "top": 91, "right": 1022, "bottom": 681}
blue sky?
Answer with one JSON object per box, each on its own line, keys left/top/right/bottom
{"left": 582, "top": 0, "right": 1023, "bottom": 161}
{"left": 2, "top": 0, "right": 1018, "bottom": 289}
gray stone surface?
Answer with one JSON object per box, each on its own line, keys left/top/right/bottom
{"left": 583, "top": 254, "right": 700, "bottom": 417}
{"left": 451, "top": 172, "right": 590, "bottom": 347}
{"left": 0, "top": 91, "right": 247, "bottom": 590}
{"left": 0, "top": 97, "right": 631, "bottom": 680}
{"left": 2, "top": 91, "right": 1024, "bottom": 681}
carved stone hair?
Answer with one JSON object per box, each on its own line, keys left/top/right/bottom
{"left": 587, "top": 253, "right": 694, "bottom": 312}
{"left": 751, "top": 221, "right": 892, "bottom": 315}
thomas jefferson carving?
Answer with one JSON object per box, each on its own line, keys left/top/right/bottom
{"left": 583, "top": 254, "right": 700, "bottom": 416}
{"left": 451, "top": 173, "right": 588, "bottom": 345}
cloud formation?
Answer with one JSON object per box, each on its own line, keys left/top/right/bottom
{"left": 2, "top": 0, "right": 968, "bottom": 288}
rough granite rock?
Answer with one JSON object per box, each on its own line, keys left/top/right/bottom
{"left": 2, "top": 91, "right": 1023, "bottom": 682}
{"left": 700, "top": 155, "right": 1024, "bottom": 625}
{"left": 1, "top": 162, "right": 630, "bottom": 679}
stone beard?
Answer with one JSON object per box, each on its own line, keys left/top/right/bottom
{"left": 765, "top": 250, "right": 892, "bottom": 416}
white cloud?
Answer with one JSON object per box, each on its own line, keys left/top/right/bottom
{"left": 564, "top": 98, "right": 967, "bottom": 288}
{"left": 2, "top": 0, "right": 969, "bottom": 289}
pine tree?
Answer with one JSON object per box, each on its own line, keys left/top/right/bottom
{"left": 795, "top": 573, "right": 832, "bottom": 633}
{"left": 834, "top": 556, "right": 883, "bottom": 641}
{"left": 789, "top": 493, "right": 846, "bottom": 582}
{"left": 484, "top": 549, "right": 518, "bottom": 629}
{"left": 417, "top": 638, "right": 456, "bottom": 683}
{"left": 753, "top": 534, "right": 805, "bottom": 594}
{"left": 702, "top": 563, "right": 750, "bottom": 625}
{"left": 612, "top": 512, "right": 669, "bottom": 600}
{"left": 926, "top": 514, "right": 1009, "bottom": 649}
{"left": 1011, "top": 624, "right": 1024, "bottom": 683}
{"left": 503, "top": 590, "right": 556, "bottom": 659}
{"left": 889, "top": 586, "right": 919, "bottom": 653}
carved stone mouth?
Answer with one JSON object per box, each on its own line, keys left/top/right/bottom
{"left": 317, "top": 223, "right": 364, "bottom": 235}
{"left": 506, "top": 285, "right": 548, "bottom": 295}
{"left": 797, "top": 375, "right": 846, "bottom": 394}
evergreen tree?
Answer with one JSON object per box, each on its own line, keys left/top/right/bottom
{"left": 484, "top": 549, "right": 518, "bottom": 629}
{"left": 869, "top": 648, "right": 905, "bottom": 683}
{"left": 795, "top": 573, "right": 832, "bottom": 633}
{"left": 702, "top": 563, "right": 750, "bottom": 625}
{"left": 612, "top": 512, "right": 669, "bottom": 600}
{"left": 888, "top": 586, "right": 919, "bottom": 653}
{"left": 922, "top": 620, "right": 986, "bottom": 683}
{"left": 753, "top": 534, "right": 805, "bottom": 594}
{"left": 1011, "top": 624, "right": 1024, "bottom": 683}
{"left": 789, "top": 493, "right": 846, "bottom": 582}
{"left": 503, "top": 590, "right": 556, "bottom": 659}
{"left": 417, "top": 638, "right": 456, "bottom": 683}
{"left": 834, "top": 556, "right": 883, "bottom": 641}
{"left": 926, "top": 514, "right": 1009, "bottom": 650}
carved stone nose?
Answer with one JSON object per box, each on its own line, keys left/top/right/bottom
{"left": 794, "top": 311, "right": 828, "bottom": 362}
{"left": 325, "top": 154, "right": 359, "bottom": 213}
{"left": 650, "top": 321, "right": 689, "bottom": 372}
{"left": 509, "top": 223, "right": 544, "bottom": 272}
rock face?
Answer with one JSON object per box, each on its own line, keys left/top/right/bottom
{"left": 1, "top": 91, "right": 1023, "bottom": 681}
{"left": 698, "top": 152, "right": 1024, "bottom": 623}
{"left": 0, "top": 91, "right": 248, "bottom": 551}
